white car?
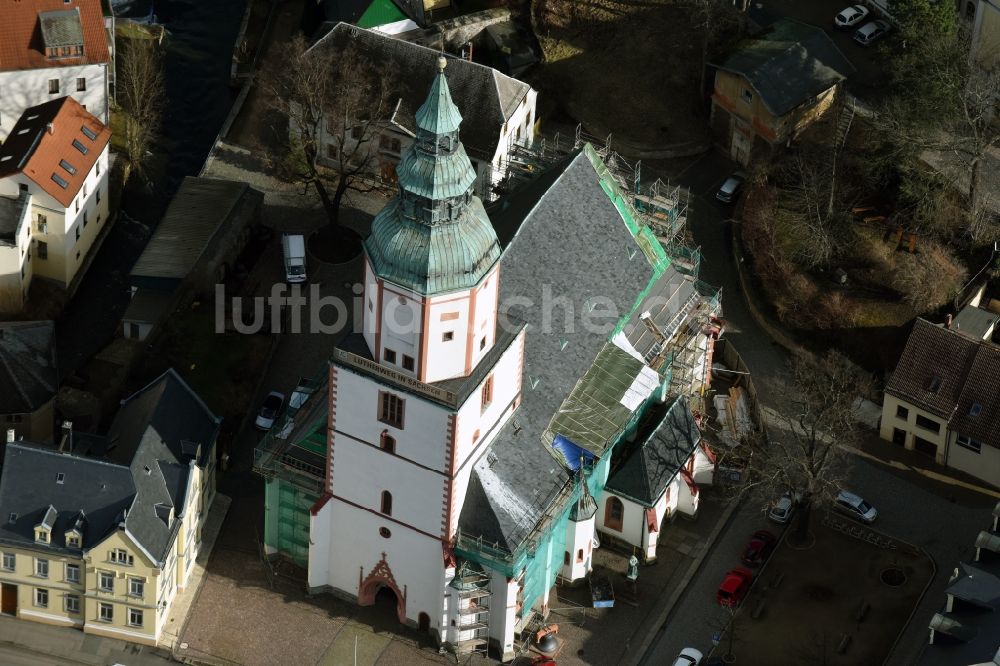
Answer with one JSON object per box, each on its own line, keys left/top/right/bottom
{"left": 768, "top": 492, "right": 795, "bottom": 524}
{"left": 274, "top": 381, "right": 316, "bottom": 440}
{"left": 835, "top": 490, "right": 878, "bottom": 523}
{"left": 854, "top": 20, "right": 890, "bottom": 46}
{"left": 254, "top": 391, "right": 285, "bottom": 430}
{"left": 835, "top": 4, "right": 869, "bottom": 29}
{"left": 672, "top": 647, "right": 704, "bottom": 666}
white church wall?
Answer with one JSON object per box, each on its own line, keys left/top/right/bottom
{"left": 309, "top": 497, "right": 446, "bottom": 631}
{"left": 333, "top": 366, "right": 452, "bottom": 472}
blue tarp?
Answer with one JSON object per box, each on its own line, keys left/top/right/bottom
{"left": 552, "top": 435, "right": 596, "bottom": 471}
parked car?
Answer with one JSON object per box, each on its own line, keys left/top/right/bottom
{"left": 281, "top": 233, "right": 307, "bottom": 284}
{"left": 768, "top": 492, "right": 795, "bottom": 524}
{"left": 835, "top": 4, "right": 869, "bottom": 28}
{"left": 716, "top": 567, "right": 754, "bottom": 607}
{"left": 835, "top": 490, "right": 878, "bottom": 523}
{"left": 254, "top": 391, "right": 286, "bottom": 430}
{"left": 274, "top": 380, "right": 316, "bottom": 440}
{"left": 854, "top": 20, "right": 890, "bottom": 46}
{"left": 741, "top": 530, "right": 777, "bottom": 566}
{"left": 715, "top": 172, "right": 747, "bottom": 204}
{"left": 672, "top": 647, "right": 704, "bottom": 666}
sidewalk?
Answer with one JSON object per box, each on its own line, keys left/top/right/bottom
{"left": 536, "top": 490, "right": 738, "bottom": 666}
{"left": 163, "top": 494, "right": 233, "bottom": 652}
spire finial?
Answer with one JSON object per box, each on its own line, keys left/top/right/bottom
{"left": 437, "top": 55, "right": 447, "bottom": 72}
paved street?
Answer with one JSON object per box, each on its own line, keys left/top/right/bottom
{"left": 636, "top": 153, "right": 998, "bottom": 665}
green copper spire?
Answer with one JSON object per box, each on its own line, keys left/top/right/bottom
{"left": 414, "top": 56, "right": 464, "bottom": 135}
{"left": 364, "top": 56, "right": 500, "bottom": 296}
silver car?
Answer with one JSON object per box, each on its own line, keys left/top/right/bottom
{"left": 854, "top": 20, "right": 890, "bottom": 46}
{"left": 715, "top": 172, "right": 746, "bottom": 204}
{"left": 768, "top": 492, "right": 795, "bottom": 524}
{"left": 835, "top": 490, "right": 878, "bottom": 523}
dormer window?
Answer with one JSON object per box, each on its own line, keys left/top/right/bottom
{"left": 40, "top": 10, "right": 85, "bottom": 61}
{"left": 969, "top": 403, "right": 983, "bottom": 417}
{"left": 35, "top": 529, "right": 50, "bottom": 544}
{"left": 66, "top": 534, "right": 80, "bottom": 548}
{"left": 928, "top": 377, "right": 942, "bottom": 393}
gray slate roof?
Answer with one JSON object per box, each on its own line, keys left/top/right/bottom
{"left": 0, "top": 367, "right": 216, "bottom": 565}
{"left": 108, "top": 368, "right": 221, "bottom": 468}
{"left": 39, "top": 9, "right": 84, "bottom": 48}
{"left": 713, "top": 19, "right": 854, "bottom": 117}
{"left": 953, "top": 304, "right": 1000, "bottom": 341}
{"left": 0, "top": 442, "right": 135, "bottom": 553}
{"left": 457, "top": 149, "right": 658, "bottom": 552}
{"left": 605, "top": 396, "right": 700, "bottom": 507}
{"left": 130, "top": 177, "right": 262, "bottom": 282}
{"left": 0, "top": 320, "right": 58, "bottom": 415}
{"left": 311, "top": 23, "right": 533, "bottom": 158}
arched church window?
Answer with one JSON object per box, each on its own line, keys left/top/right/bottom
{"left": 605, "top": 497, "right": 624, "bottom": 532}
{"left": 381, "top": 491, "right": 393, "bottom": 516}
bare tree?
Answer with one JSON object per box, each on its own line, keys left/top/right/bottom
{"left": 259, "top": 35, "right": 396, "bottom": 230}
{"left": 879, "top": 27, "right": 1000, "bottom": 238}
{"left": 724, "top": 351, "right": 872, "bottom": 544}
{"left": 117, "top": 38, "right": 165, "bottom": 187}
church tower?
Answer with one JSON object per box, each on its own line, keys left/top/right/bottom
{"left": 310, "top": 57, "right": 526, "bottom": 644}
{"left": 361, "top": 56, "right": 502, "bottom": 383}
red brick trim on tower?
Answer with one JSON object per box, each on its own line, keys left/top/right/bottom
{"left": 442, "top": 413, "right": 458, "bottom": 539}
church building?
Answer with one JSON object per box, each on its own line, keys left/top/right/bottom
{"left": 266, "top": 56, "right": 723, "bottom": 659}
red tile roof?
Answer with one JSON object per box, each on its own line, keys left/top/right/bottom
{"left": 0, "top": 0, "right": 110, "bottom": 72}
{"left": 887, "top": 318, "right": 1000, "bottom": 449}
{"left": 0, "top": 96, "right": 111, "bottom": 207}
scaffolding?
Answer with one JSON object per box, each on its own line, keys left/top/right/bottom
{"left": 450, "top": 561, "right": 493, "bottom": 658}
{"left": 663, "top": 281, "right": 722, "bottom": 401}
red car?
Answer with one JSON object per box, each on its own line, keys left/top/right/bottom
{"left": 741, "top": 530, "right": 777, "bottom": 567}
{"left": 716, "top": 567, "right": 753, "bottom": 607}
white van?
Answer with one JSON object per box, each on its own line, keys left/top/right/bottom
{"left": 281, "top": 234, "right": 307, "bottom": 284}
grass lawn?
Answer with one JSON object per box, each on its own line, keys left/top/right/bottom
{"left": 725, "top": 514, "right": 934, "bottom": 664}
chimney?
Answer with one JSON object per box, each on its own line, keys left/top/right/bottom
{"left": 46, "top": 122, "right": 54, "bottom": 135}
{"left": 5, "top": 429, "right": 14, "bottom": 443}
{"left": 945, "top": 314, "right": 953, "bottom": 329}
{"left": 59, "top": 420, "right": 73, "bottom": 453}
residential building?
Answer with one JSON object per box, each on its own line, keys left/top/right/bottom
{"left": 0, "top": 321, "right": 58, "bottom": 444}
{"left": 123, "top": 177, "right": 263, "bottom": 341}
{"left": 953, "top": 303, "right": 1000, "bottom": 342}
{"left": 880, "top": 318, "right": 1000, "bottom": 487}
{"left": 709, "top": 19, "right": 854, "bottom": 165}
{"left": 0, "top": 97, "right": 111, "bottom": 291}
{"left": 308, "top": 23, "right": 537, "bottom": 200}
{"left": 256, "top": 58, "right": 722, "bottom": 659}
{"left": 920, "top": 501, "right": 1000, "bottom": 665}
{"left": 0, "top": 0, "right": 112, "bottom": 141}
{"left": 0, "top": 369, "right": 220, "bottom": 645}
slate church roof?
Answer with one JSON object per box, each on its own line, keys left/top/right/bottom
{"left": 457, "top": 146, "right": 666, "bottom": 552}
{"left": 604, "top": 396, "right": 701, "bottom": 507}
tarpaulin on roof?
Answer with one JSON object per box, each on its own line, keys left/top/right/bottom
{"left": 552, "top": 435, "right": 595, "bottom": 471}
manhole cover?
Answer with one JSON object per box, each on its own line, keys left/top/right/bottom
{"left": 881, "top": 567, "right": 907, "bottom": 587}
{"left": 804, "top": 585, "right": 834, "bottom": 601}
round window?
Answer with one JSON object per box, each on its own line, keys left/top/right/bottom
{"left": 379, "top": 527, "right": 391, "bottom": 539}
